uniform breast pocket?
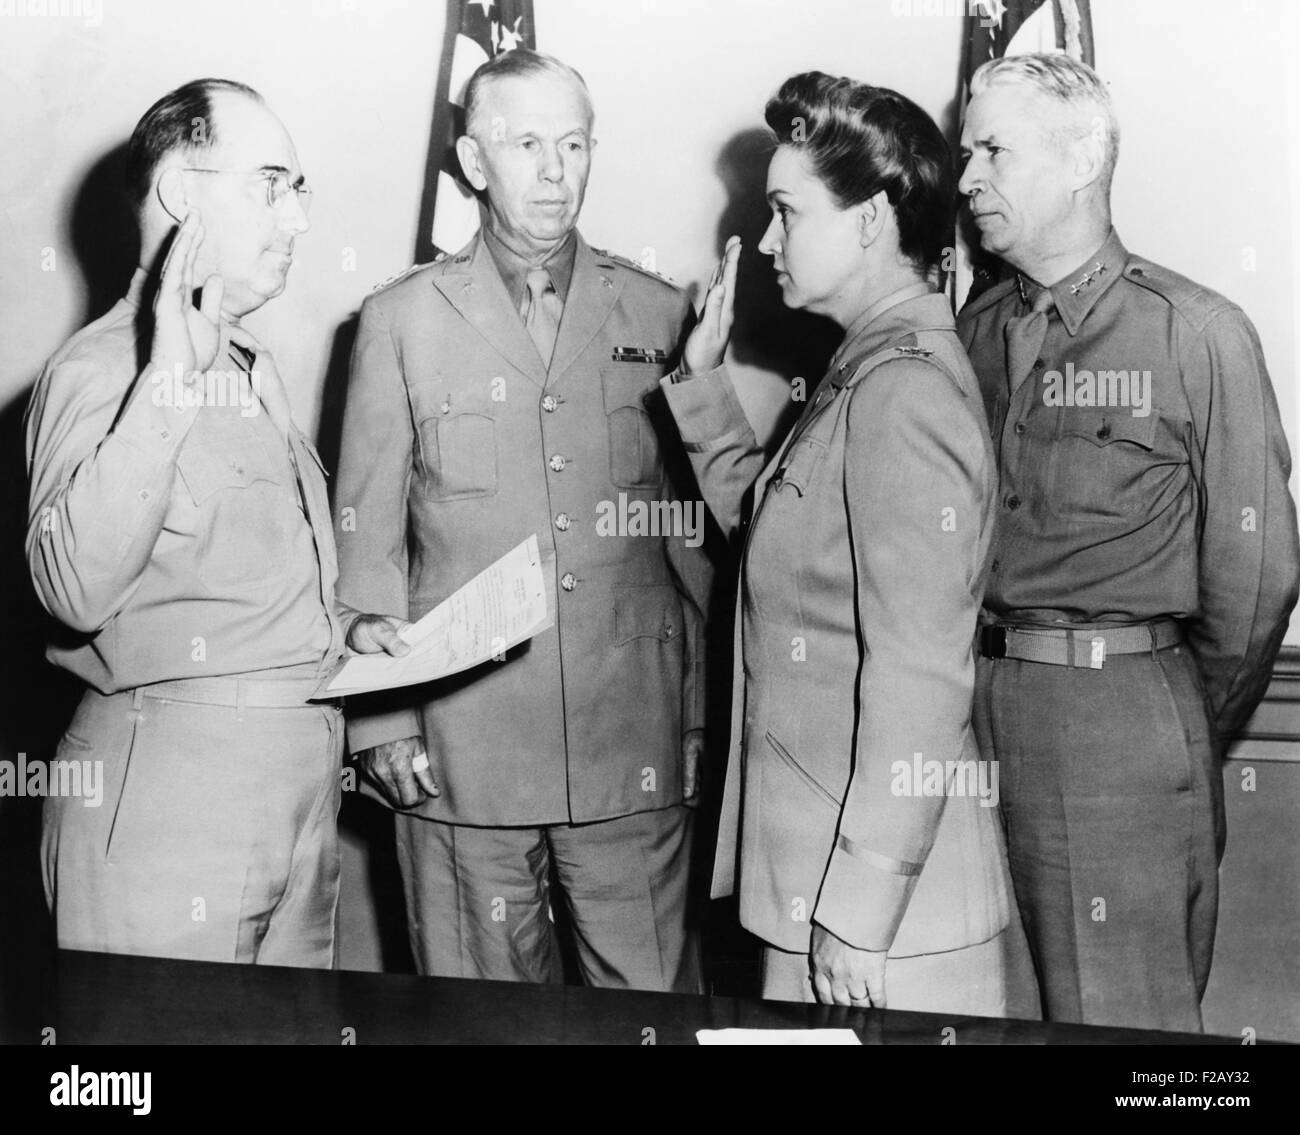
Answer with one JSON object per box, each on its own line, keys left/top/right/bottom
{"left": 416, "top": 410, "right": 498, "bottom": 500}
{"left": 176, "top": 437, "right": 289, "bottom": 587}
{"left": 601, "top": 367, "right": 664, "bottom": 489}
{"left": 1052, "top": 408, "right": 1161, "bottom": 524}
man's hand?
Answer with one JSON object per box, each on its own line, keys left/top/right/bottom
{"left": 682, "top": 728, "right": 705, "bottom": 806}
{"left": 150, "top": 211, "right": 225, "bottom": 378}
{"left": 811, "top": 921, "right": 887, "bottom": 1009}
{"left": 346, "top": 613, "right": 412, "bottom": 657}
{"left": 681, "top": 235, "right": 740, "bottom": 375}
{"left": 356, "top": 735, "right": 438, "bottom": 809}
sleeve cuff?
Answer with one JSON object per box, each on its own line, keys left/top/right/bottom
{"left": 659, "top": 366, "right": 751, "bottom": 449}
{"left": 814, "top": 834, "right": 923, "bottom": 952}
{"left": 344, "top": 706, "right": 422, "bottom": 756}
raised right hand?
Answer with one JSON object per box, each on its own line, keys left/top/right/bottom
{"left": 356, "top": 735, "right": 439, "bottom": 809}
{"left": 150, "top": 211, "right": 225, "bottom": 379}
{"left": 681, "top": 234, "right": 740, "bottom": 375}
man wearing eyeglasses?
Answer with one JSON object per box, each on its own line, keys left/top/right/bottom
{"left": 25, "top": 78, "right": 407, "bottom": 967}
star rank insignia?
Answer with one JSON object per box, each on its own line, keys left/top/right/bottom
{"left": 1069, "top": 261, "right": 1108, "bottom": 296}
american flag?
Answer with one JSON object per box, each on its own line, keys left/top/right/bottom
{"left": 955, "top": 0, "right": 1096, "bottom": 307}
{"left": 963, "top": 0, "right": 1095, "bottom": 93}
{"left": 417, "top": 0, "right": 536, "bottom": 260}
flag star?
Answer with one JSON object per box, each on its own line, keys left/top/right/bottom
{"left": 498, "top": 16, "right": 525, "bottom": 51}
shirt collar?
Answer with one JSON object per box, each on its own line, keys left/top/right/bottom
{"left": 1019, "top": 227, "right": 1128, "bottom": 337}
{"left": 482, "top": 222, "right": 578, "bottom": 308}
{"left": 828, "top": 281, "right": 946, "bottom": 378}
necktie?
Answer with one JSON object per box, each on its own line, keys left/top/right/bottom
{"left": 522, "top": 266, "right": 562, "bottom": 368}
{"left": 230, "top": 343, "right": 308, "bottom": 518}
{"left": 1004, "top": 285, "right": 1055, "bottom": 394}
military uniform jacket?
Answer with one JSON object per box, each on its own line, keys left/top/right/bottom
{"left": 663, "top": 291, "right": 1013, "bottom": 956}
{"left": 334, "top": 231, "right": 711, "bottom": 827}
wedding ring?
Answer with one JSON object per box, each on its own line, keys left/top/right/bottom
{"left": 411, "top": 752, "right": 430, "bottom": 774}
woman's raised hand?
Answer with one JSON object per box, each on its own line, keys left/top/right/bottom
{"left": 682, "top": 235, "right": 740, "bottom": 375}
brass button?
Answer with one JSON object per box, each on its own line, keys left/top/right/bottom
{"left": 560, "top": 572, "right": 577, "bottom": 591}
{"left": 541, "top": 395, "right": 558, "bottom": 413}
{"left": 549, "top": 454, "right": 567, "bottom": 472}
{"left": 555, "top": 513, "right": 571, "bottom": 531}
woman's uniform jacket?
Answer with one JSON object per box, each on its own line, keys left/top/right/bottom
{"left": 660, "top": 287, "right": 1015, "bottom": 956}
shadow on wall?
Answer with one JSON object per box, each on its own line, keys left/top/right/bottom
{"left": 0, "top": 143, "right": 136, "bottom": 1020}
{"left": 713, "top": 127, "right": 844, "bottom": 448}
{"left": 68, "top": 143, "right": 141, "bottom": 327}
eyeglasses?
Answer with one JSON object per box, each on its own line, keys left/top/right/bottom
{"left": 182, "top": 167, "right": 313, "bottom": 213}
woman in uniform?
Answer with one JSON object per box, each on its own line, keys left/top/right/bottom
{"left": 663, "top": 72, "right": 1036, "bottom": 1013}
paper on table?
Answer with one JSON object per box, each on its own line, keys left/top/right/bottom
{"left": 312, "top": 534, "right": 553, "bottom": 700}
{"left": 695, "top": 1029, "right": 861, "bottom": 1045}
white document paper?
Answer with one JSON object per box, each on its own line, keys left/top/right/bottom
{"left": 696, "top": 1029, "right": 861, "bottom": 1045}
{"left": 313, "top": 534, "right": 553, "bottom": 700}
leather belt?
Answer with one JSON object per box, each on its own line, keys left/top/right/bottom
{"left": 976, "top": 619, "right": 1183, "bottom": 670}
{"left": 133, "top": 675, "right": 330, "bottom": 709}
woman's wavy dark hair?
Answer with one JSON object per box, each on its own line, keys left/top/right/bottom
{"left": 764, "top": 72, "right": 954, "bottom": 273}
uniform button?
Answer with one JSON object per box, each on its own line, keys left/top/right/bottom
{"left": 1014, "top": 421, "right": 1026, "bottom": 434}
{"left": 560, "top": 572, "right": 577, "bottom": 591}
{"left": 541, "top": 395, "right": 558, "bottom": 413}
{"left": 554, "top": 513, "right": 570, "bottom": 531}
{"left": 138, "top": 489, "right": 150, "bottom": 502}
{"left": 1130, "top": 267, "right": 1144, "bottom": 277}
{"left": 664, "top": 623, "right": 676, "bottom": 638}
{"left": 1033, "top": 358, "right": 1045, "bottom": 370}
{"left": 1006, "top": 494, "right": 1021, "bottom": 511}
{"left": 159, "top": 428, "right": 171, "bottom": 441}
{"left": 991, "top": 559, "right": 1000, "bottom": 572}
{"left": 234, "top": 465, "right": 244, "bottom": 476}
{"left": 549, "top": 454, "right": 567, "bottom": 472}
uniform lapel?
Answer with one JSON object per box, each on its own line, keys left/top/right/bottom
{"left": 431, "top": 233, "right": 549, "bottom": 388}
{"left": 546, "top": 235, "right": 624, "bottom": 387}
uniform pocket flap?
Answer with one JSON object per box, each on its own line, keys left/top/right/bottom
{"left": 612, "top": 584, "right": 683, "bottom": 646}
{"left": 177, "top": 438, "right": 282, "bottom": 505}
{"left": 1057, "top": 408, "right": 1157, "bottom": 449}
{"left": 600, "top": 365, "right": 663, "bottom": 412}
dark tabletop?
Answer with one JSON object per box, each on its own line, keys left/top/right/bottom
{"left": 0, "top": 950, "right": 1251, "bottom": 1045}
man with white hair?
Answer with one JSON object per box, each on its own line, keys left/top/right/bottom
{"left": 958, "top": 52, "right": 1298, "bottom": 1031}
{"left": 334, "top": 50, "right": 711, "bottom": 991}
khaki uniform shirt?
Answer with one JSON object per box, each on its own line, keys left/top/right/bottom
{"left": 26, "top": 270, "right": 345, "bottom": 691}
{"left": 958, "top": 229, "right": 1299, "bottom": 741}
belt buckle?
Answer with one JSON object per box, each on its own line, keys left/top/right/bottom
{"left": 980, "top": 626, "right": 1007, "bottom": 660}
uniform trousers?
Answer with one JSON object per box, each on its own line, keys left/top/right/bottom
{"left": 395, "top": 804, "right": 703, "bottom": 992}
{"left": 973, "top": 642, "right": 1222, "bottom": 1031}
{"left": 42, "top": 682, "right": 344, "bottom": 968}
